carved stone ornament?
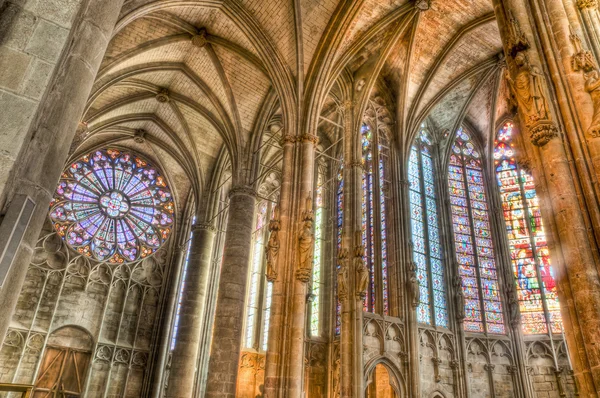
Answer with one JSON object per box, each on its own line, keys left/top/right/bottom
{"left": 354, "top": 232, "right": 368, "bottom": 299}
{"left": 337, "top": 240, "right": 349, "bottom": 300}
{"left": 507, "top": 284, "right": 521, "bottom": 327}
{"left": 453, "top": 275, "right": 466, "bottom": 321}
{"left": 529, "top": 120, "right": 558, "bottom": 146}
{"left": 296, "top": 195, "right": 314, "bottom": 283}
{"left": 577, "top": 0, "right": 598, "bottom": 9}
{"left": 408, "top": 261, "right": 420, "bottom": 308}
{"left": 585, "top": 70, "right": 600, "bottom": 138}
{"left": 506, "top": 11, "right": 530, "bottom": 58}
{"left": 300, "top": 133, "right": 319, "bottom": 145}
{"left": 191, "top": 28, "right": 208, "bottom": 48}
{"left": 155, "top": 87, "right": 170, "bottom": 103}
{"left": 192, "top": 222, "right": 216, "bottom": 233}
{"left": 571, "top": 32, "right": 597, "bottom": 73}
{"left": 280, "top": 133, "right": 296, "bottom": 145}
{"left": 414, "top": 0, "right": 430, "bottom": 11}
{"left": 229, "top": 185, "right": 257, "bottom": 199}
{"left": 134, "top": 129, "right": 147, "bottom": 143}
{"left": 265, "top": 205, "right": 281, "bottom": 282}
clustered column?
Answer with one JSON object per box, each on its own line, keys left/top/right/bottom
{"left": 205, "top": 185, "right": 257, "bottom": 397}
{"left": 494, "top": 0, "right": 600, "bottom": 394}
{"left": 167, "top": 222, "right": 216, "bottom": 398}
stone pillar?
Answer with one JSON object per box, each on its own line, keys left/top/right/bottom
{"left": 264, "top": 129, "right": 295, "bottom": 396}
{"left": 494, "top": 1, "right": 600, "bottom": 394}
{"left": 205, "top": 186, "right": 257, "bottom": 397}
{"left": 286, "top": 133, "right": 317, "bottom": 398}
{"left": 0, "top": 0, "right": 125, "bottom": 344}
{"left": 166, "top": 222, "right": 216, "bottom": 398}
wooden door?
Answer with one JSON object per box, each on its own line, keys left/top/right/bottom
{"left": 33, "top": 346, "right": 91, "bottom": 398}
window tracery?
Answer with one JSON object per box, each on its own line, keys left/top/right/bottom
{"left": 448, "top": 128, "right": 505, "bottom": 334}
{"left": 494, "top": 121, "right": 563, "bottom": 334}
{"left": 50, "top": 149, "right": 174, "bottom": 264}
{"left": 409, "top": 128, "right": 448, "bottom": 327}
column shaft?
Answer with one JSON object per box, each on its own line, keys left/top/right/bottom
{"left": 264, "top": 135, "right": 295, "bottom": 396}
{"left": 0, "top": 0, "right": 124, "bottom": 344}
{"left": 205, "top": 187, "right": 257, "bottom": 397}
{"left": 167, "top": 224, "right": 216, "bottom": 398}
{"left": 286, "top": 135, "right": 316, "bottom": 397}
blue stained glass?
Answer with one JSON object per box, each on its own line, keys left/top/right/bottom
{"left": 410, "top": 130, "right": 448, "bottom": 327}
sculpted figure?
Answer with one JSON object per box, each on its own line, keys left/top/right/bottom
{"left": 505, "top": 52, "right": 551, "bottom": 127}
{"left": 355, "top": 242, "right": 368, "bottom": 298}
{"left": 408, "top": 261, "right": 420, "bottom": 308}
{"left": 337, "top": 246, "right": 349, "bottom": 300}
{"left": 585, "top": 70, "right": 600, "bottom": 137}
{"left": 265, "top": 206, "right": 281, "bottom": 282}
{"left": 453, "top": 275, "right": 466, "bottom": 321}
{"left": 297, "top": 196, "right": 314, "bottom": 282}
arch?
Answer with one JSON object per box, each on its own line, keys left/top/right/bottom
{"left": 364, "top": 358, "right": 404, "bottom": 398}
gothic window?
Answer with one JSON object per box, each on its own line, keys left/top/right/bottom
{"left": 335, "top": 163, "right": 344, "bottom": 336}
{"left": 361, "top": 123, "right": 390, "bottom": 315}
{"left": 448, "top": 128, "right": 505, "bottom": 334}
{"left": 50, "top": 148, "right": 174, "bottom": 263}
{"left": 494, "top": 121, "right": 563, "bottom": 335}
{"left": 409, "top": 128, "right": 448, "bottom": 327}
{"left": 244, "top": 202, "right": 274, "bottom": 351}
{"left": 171, "top": 216, "right": 195, "bottom": 350}
{"left": 311, "top": 171, "right": 326, "bottom": 337}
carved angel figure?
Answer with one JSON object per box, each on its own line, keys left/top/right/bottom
{"left": 505, "top": 51, "right": 551, "bottom": 127}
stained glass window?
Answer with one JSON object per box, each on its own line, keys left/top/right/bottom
{"left": 448, "top": 128, "right": 505, "bottom": 334}
{"left": 335, "top": 164, "right": 344, "bottom": 336}
{"left": 361, "top": 123, "right": 389, "bottom": 315}
{"left": 311, "top": 172, "right": 325, "bottom": 337}
{"left": 409, "top": 129, "right": 448, "bottom": 327}
{"left": 170, "top": 216, "right": 195, "bottom": 350}
{"left": 494, "top": 122, "right": 563, "bottom": 334}
{"left": 245, "top": 202, "right": 272, "bottom": 350}
{"left": 50, "top": 148, "right": 174, "bottom": 263}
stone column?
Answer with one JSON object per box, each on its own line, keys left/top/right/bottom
{"left": 286, "top": 133, "right": 317, "bottom": 398}
{"left": 205, "top": 186, "right": 257, "bottom": 397}
{"left": 264, "top": 130, "right": 295, "bottom": 396}
{"left": 494, "top": 1, "right": 600, "bottom": 394}
{"left": 166, "top": 222, "right": 216, "bottom": 398}
{"left": 0, "top": 0, "right": 125, "bottom": 344}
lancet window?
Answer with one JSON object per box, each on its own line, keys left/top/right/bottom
{"left": 335, "top": 163, "right": 344, "bottom": 336}
{"left": 244, "top": 201, "right": 274, "bottom": 351}
{"left": 494, "top": 121, "right": 563, "bottom": 335}
{"left": 409, "top": 129, "right": 448, "bottom": 327}
{"left": 361, "top": 123, "right": 390, "bottom": 315}
{"left": 311, "top": 169, "right": 326, "bottom": 337}
{"left": 448, "top": 128, "right": 505, "bottom": 334}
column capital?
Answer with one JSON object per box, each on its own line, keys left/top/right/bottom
{"left": 280, "top": 134, "right": 297, "bottom": 145}
{"left": 577, "top": 0, "right": 598, "bottom": 9}
{"left": 192, "top": 222, "right": 216, "bottom": 233}
{"left": 228, "top": 185, "right": 257, "bottom": 199}
{"left": 299, "top": 133, "right": 319, "bottom": 145}
{"left": 530, "top": 120, "right": 558, "bottom": 147}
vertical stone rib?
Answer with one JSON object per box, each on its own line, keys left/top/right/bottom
{"left": 264, "top": 134, "right": 295, "bottom": 396}
{"left": 205, "top": 186, "right": 257, "bottom": 397}
{"left": 167, "top": 224, "right": 216, "bottom": 398}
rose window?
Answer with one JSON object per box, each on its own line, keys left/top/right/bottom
{"left": 50, "top": 149, "right": 175, "bottom": 263}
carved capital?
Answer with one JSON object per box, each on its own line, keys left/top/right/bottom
{"left": 191, "top": 28, "right": 208, "bottom": 47}
{"left": 280, "top": 134, "right": 297, "bottom": 145}
{"left": 577, "top": 0, "right": 598, "bottom": 9}
{"left": 484, "top": 363, "right": 495, "bottom": 372}
{"left": 296, "top": 268, "right": 312, "bottom": 283}
{"left": 347, "top": 161, "right": 364, "bottom": 170}
{"left": 529, "top": 120, "right": 558, "bottom": 147}
{"left": 300, "top": 133, "right": 319, "bottom": 145}
{"left": 192, "top": 222, "right": 216, "bottom": 233}
{"left": 229, "top": 185, "right": 257, "bottom": 199}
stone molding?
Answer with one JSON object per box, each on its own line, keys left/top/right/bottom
{"left": 299, "top": 133, "right": 319, "bottom": 145}
{"left": 529, "top": 120, "right": 558, "bottom": 147}
{"left": 577, "top": 0, "right": 598, "bottom": 9}
{"left": 228, "top": 185, "right": 257, "bottom": 199}
{"left": 192, "top": 222, "right": 216, "bottom": 233}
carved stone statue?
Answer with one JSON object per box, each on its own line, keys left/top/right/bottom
{"left": 507, "top": 284, "right": 520, "bottom": 327}
{"left": 297, "top": 196, "right": 314, "bottom": 283}
{"left": 354, "top": 235, "right": 368, "bottom": 299}
{"left": 505, "top": 51, "right": 550, "bottom": 127}
{"left": 337, "top": 244, "right": 349, "bottom": 300}
{"left": 585, "top": 70, "right": 600, "bottom": 138}
{"left": 265, "top": 206, "right": 281, "bottom": 282}
{"left": 453, "top": 275, "right": 466, "bottom": 321}
{"left": 408, "top": 261, "right": 420, "bottom": 308}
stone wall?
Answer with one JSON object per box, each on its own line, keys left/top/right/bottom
{"left": 0, "top": 0, "right": 84, "bottom": 206}
{"left": 0, "top": 222, "right": 171, "bottom": 396}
